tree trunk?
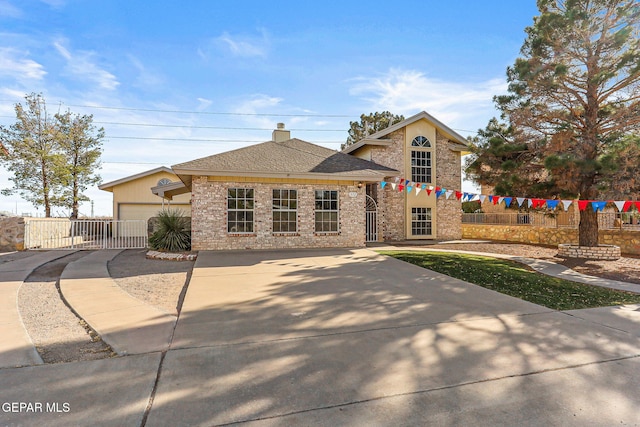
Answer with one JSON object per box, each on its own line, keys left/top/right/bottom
{"left": 578, "top": 208, "right": 599, "bottom": 246}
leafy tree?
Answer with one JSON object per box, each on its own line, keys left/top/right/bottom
{"left": 467, "top": 0, "right": 640, "bottom": 247}
{"left": 55, "top": 111, "right": 104, "bottom": 219}
{"left": 0, "top": 93, "right": 65, "bottom": 217}
{"left": 342, "top": 111, "right": 405, "bottom": 150}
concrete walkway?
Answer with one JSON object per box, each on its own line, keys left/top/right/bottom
{"left": 59, "top": 250, "right": 176, "bottom": 355}
{"left": 376, "top": 244, "right": 640, "bottom": 294}
{"left": 0, "top": 250, "right": 76, "bottom": 368}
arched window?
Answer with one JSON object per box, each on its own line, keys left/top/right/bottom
{"left": 411, "top": 135, "right": 432, "bottom": 147}
{"left": 410, "top": 135, "right": 432, "bottom": 183}
{"left": 157, "top": 178, "right": 172, "bottom": 186}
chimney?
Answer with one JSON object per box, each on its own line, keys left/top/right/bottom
{"left": 272, "top": 122, "right": 291, "bottom": 143}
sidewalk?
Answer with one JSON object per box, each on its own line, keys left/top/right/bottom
{"left": 373, "top": 243, "right": 640, "bottom": 294}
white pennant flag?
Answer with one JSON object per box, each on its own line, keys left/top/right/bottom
{"left": 527, "top": 199, "right": 534, "bottom": 208}
{"left": 498, "top": 196, "right": 505, "bottom": 205}
{"left": 415, "top": 187, "right": 422, "bottom": 195}
{"left": 391, "top": 183, "right": 397, "bottom": 190}
{"left": 394, "top": 177, "right": 400, "bottom": 183}
{"left": 561, "top": 200, "right": 573, "bottom": 211}
{"left": 516, "top": 197, "right": 526, "bottom": 207}
{"left": 614, "top": 201, "right": 625, "bottom": 212}
{"left": 445, "top": 190, "right": 453, "bottom": 199}
{"left": 479, "top": 194, "right": 487, "bottom": 203}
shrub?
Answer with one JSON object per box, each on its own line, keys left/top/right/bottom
{"left": 149, "top": 209, "right": 191, "bottom": 252}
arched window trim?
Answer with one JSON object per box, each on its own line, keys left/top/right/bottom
{"left": 411, "top": 135, "right": 432, "bottom": 147}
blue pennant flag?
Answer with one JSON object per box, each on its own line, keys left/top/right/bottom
{"left": 503, "top": 197, "right": 513, "bottom": 207}
{"left": 405, "top": 179, "right": 410, "bottom": 186}
{"left": 407, "top": 186, "right": 413, "bottom": 193}
{"left": 436, "top": 189, "right": 445, "bottom": 198}
{"left": 546, "top": 200, "right": 560, "bottom": 210}
{"left": 380, "top": 181, "right": 387, "bottom": 189}
{"left": 591, "top": 201, "right": 607, "bottom": 212}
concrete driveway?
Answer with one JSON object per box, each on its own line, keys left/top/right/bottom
{"left": 145, "top": 249, "right": 640, "bottom": 426}
{"left": 1, "top": 248, "right": 638, "bottom": 426}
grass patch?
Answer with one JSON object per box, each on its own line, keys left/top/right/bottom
{"left": 377, "top": 250, "right": 640, "bottom": 310}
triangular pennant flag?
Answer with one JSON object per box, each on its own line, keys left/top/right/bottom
{"left": 528, "top": 199, "right": 534, "bottom": 208}
{"left": 488, "top": 195, "right": 494, "bottom": 203}
{"left": 635, "top": 201, "right": 640, "bottom": 211}
{"left": 578, "top": 200, "right": 590, "bottom": 211}
{"left": 503, "top": 197, "right": 513, "bottom": 207}
{"left": 436, "top": 188, "right": 445, "bottom": 198}
{"left": 380, "top": 181, "right": 388, "bottom": 189}
{"left": 591, "top": 201, "right": 606, "bottom": 212}
{"left": 561, "top": 200, "right": 573, "bottom": 211}
{"left": 398, "top": 184, "right": 405, "bottom": 192}
{"left": 405, "top": 179, "right": 410, "bottom": 186}
{"left": 421, "top": 184, "right": 427, "bottom": 190}
{"left": 406, "top": 186, "right": 413, "bottom": 193}
{"left": 394, "top": 177, "right": 401, "bottom": 183}
{"left": 546, "top": 200, "right": 560, "bottom": 210}
{"left": 445, "top": 190, "right": 453, "bottom": 199}
{"left": 479, "top": 194, "right": 487, "bottom": 203}
{"left": 614, "top": 201, "right": 625, "bottom": 212}
{"left": 498, "top": 196, "right": 505, "bottom": 205}
{"left": 455, "top": 191, "right": 463, "bottom": 200}
{"left": 533, "top": 198, "right": 546, "bottom": 208}
{"left": 622, "top": 201, "right": 633, "bottom": 212}
{"left": 391, "top": 183, "right": 397, "bottom": 190}
{"left": 415, "top": 186, "right": 422, "bottom": 195}
{"left": 516, "top": 197, "right": 526, "bottom": 207}
{"left": 426, "top": 186, "right": 433, "bottom": 196}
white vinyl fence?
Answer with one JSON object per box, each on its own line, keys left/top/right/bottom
{"left": 24, "top": 219, "right": 148, "bottom": 250}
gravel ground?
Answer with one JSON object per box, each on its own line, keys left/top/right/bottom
{"left": 18, "top": 251, "right": 115, "bottom": 364}
{"left": 436, "top": 242, "right": 640, "bottom": 285}
{"left": 108, "top": 249, "right": 193, "bottom": 316}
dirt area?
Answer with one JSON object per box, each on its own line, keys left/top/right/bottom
{"left": 16, "top": 249, "right": 193, "bottom": 364}
{"left": 19, "top": 251, "right": 115, "bottom": 364}
{"left": 437, "top": 242, "right": 640, "bottom": 285}
{"left": 108, "top": 249, "right": 193, "bottom": 316}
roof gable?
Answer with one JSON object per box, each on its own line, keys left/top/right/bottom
{"left": 342, "top": 111, "right": 469, "bottom": 154}
{"left": 98, "top": 166, "right": 175, "bottom": 192}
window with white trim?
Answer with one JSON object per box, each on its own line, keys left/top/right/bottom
{"left": 227, "top": 188, "right": 254, "bottom": 233}
{"left": 411, "top": 207, "right": 432, "bottom": 236}
{"left": 411, "top": 135, "right": 433, "bottom": 183}
{"left": 315, "top": 190, "right": 339, "bottom": 232}
{"left": 272, "top": 189, "right": 297, "bottom": 233}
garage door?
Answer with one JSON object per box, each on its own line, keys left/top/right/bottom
{"left": 118, "top": 203, "right": 191, "bottom": 221}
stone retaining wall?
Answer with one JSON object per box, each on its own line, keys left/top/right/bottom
{"left": 462, "top": 224, "right": 640, "bottom": 256}
{"left": 0, "top": 217, "right": 25, "bottom": 251}
{"left": 557, "top": 244, "right": 621, "bottom": 260}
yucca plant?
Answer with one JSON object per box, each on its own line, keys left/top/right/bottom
{"left": 149, "top": 209, "right": 191, "bottom": 252}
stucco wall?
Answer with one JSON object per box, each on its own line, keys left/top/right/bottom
{"left": 462, "top": 224, "right": 640, "bottom": 255}
{"left": 190, "top": 177, "right": 366, "bottom": 250}
{"left": 435, "top": 130, "right": 463, "bottom": 240}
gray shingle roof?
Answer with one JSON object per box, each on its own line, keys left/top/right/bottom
{"left": 172, "top": 138, "right": 398, "bottom": 180}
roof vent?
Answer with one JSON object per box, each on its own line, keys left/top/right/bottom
{"left": 272, "top": 123, "right": 291, "bottom": 143}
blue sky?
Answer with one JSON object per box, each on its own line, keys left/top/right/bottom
{"left": 0, "top": 0, "right": 540, "bottom": 217}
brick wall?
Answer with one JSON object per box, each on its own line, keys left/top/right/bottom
{"left": 191, "top": 177, "right": 366, "bottom": 250}
{"left": 435, "top": 130, "right": 463, "bottom": 240}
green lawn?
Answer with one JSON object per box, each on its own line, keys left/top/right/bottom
{"left": 377, "top": 250, "right": 640, "bottom": 310}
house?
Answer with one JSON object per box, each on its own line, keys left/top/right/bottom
{"left": 343, "top": 111, "right": 470, "bottom": 241}
{"left": 151, "top": 112, "right": 468, "bottom": 250}
{"left": 99, "top": 166, "right": 191, "bottom": 222}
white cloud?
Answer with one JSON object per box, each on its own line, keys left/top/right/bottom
{"left": 215, "top": 30, "right": 269, "bottom": 58}
{"left": 0, "top": 47, "right": 46, "bottom": 81}
{"left": 127, "top": 54, "right": 164, "bottom": 89}
{"left": 349, "top": 68, "right": 507, "bottom": 130}
{"left": 0, "top": 1, "right": 22, "bottom": 18}
{"left": 53, "top": 38, "right": 119, "bottom": 91}
{"left": 196, "top": 97, "right": 212, "bottom": 110}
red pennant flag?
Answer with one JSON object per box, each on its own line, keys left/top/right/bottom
{"left": 398, "top": 184, "right": 404, "bottom": 192}
{"left": 426, "top": 188, "right": 433, "bottom": 195}
{"left": 578, "top": 200, "right": 591, "bottom": 211}
{"left": 455, "top": 191, "right": 463, "bottom": 200}
{"left": 635, "top": 201, "right": 640, "bottom": 211}
{"left": 623, "top": 201, "right": 633, "bottom": 212}
{"left": 532, "top": 198, "right": 545, "bottom": 208}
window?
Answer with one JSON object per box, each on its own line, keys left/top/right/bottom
{"left": 227, "top": 188, "right": 254, "bottom": 233}
{"left": 273, "top": 189, "right": 297, "bottom": 233}
{"left": 411, "top": 135, "right": 432, "bottom": 147}
{"left": 411, "top": 207, "right": 432, "bottom": 236}
{"left": 410, "top": 135, "right": 432, "bottom": 183}
{"left": 315, "top": 190, "right": 339, "bottom": 232}
{"left": 157, "top": 178, "right": 172, "bottom": 186}
{"left": 411, "top": 150, "right": 432, "bottom": 183}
